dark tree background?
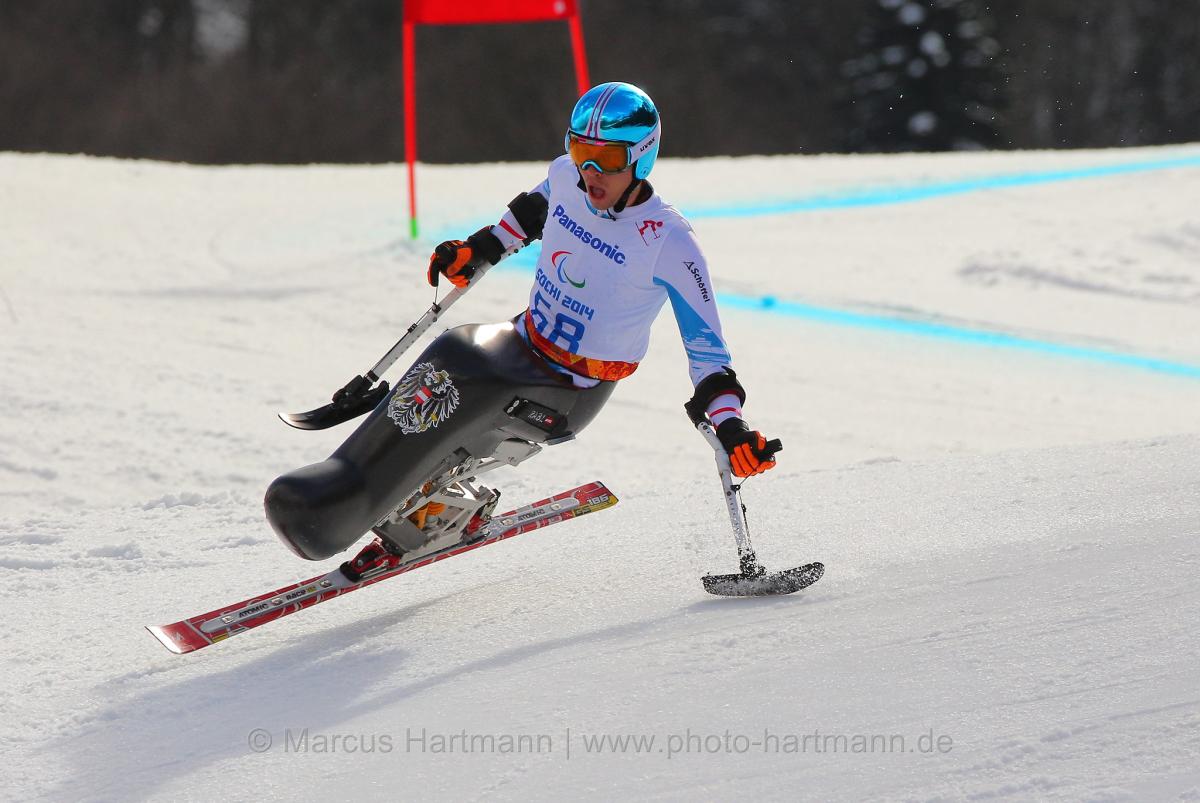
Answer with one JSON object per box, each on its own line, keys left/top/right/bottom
{"left": 1, "top": 0, "right": 1198, "bottom": 163}
{"left": 844, "top": 0, "right": 1004, "bottom": 151}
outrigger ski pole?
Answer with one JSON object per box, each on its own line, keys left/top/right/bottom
{"left": 279, "top": 263, "right": 493, "bottom": 431}
{"left": 695, "top": 421, "right": 824, "bottom": 597}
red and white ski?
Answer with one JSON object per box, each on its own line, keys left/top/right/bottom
{"left": 147, "top": 481, "right": 618, "bottom": 654}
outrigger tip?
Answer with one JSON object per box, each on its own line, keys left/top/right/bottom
{"left": 701, "top": 562, "right": 824, "bottom": 597}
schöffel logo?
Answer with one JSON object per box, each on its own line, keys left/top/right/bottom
{"left": 683, "top": 261, "right": 711, "bottom": 303}
{"left": 553, "top": 204, "right": 626, "bottom": 265}
{"left": 638, "top": 219, "right": 664, "bottom": 245}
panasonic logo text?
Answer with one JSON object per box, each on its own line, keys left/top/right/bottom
{"left": 553, "top": 205, "right": 626, "bottom": 265}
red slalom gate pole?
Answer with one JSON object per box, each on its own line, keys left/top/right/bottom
{"left": 568, "top": 10, "right": 590, "bottom": 95}
{"left": 403, "top": 19, "right": 418, "bottom": 240}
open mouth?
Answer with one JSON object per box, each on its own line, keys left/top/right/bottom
{"left": 588, "top": 184, "right": 606, "bottom": 202}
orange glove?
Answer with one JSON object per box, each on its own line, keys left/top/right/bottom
{"left": 716, "top": 418, "right": 780, "bottom": 477}
{"left": 427, "top": 227, "right": 505, "bottom": 289}
{"left": 427, "top": 240, "right": 476, "bottom": 288}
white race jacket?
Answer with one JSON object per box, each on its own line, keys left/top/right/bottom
{"left": 497, "top": 155, "right": 733, "bottom": 388}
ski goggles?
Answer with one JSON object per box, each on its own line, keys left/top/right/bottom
{"left": 566, "top": 133, "right": 634, "bottom": 174}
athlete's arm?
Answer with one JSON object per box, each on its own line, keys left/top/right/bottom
{"left": 659, "top": 227, "right": 779, "bottom": 477}
{"left": 491, "top": 183, "right": 550, "bottom": 256}
{"left": 427, "top": 176, "right": 549, "bottom": 287}
{"left": 653, "top": 226, "right": 735, "bottom": 388}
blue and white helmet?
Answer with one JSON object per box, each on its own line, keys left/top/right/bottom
{"left": 566, "top": 82, "right": 661, "bottom": 181}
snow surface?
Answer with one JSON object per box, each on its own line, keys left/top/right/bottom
{"left": 2, "top": 145, "right": 1200, "bottom": 802}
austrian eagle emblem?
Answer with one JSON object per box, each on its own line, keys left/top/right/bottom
{"left": 387, "top": 362, "right": 460, "bottom": 434}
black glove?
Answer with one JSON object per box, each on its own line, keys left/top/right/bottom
{"left": 427, "top": 227, "right": 505, "bottom": 288}
{"left": 716, "top": 418, "right": 781, "bottom": 478}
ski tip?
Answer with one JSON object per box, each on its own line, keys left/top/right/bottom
{"left": 146, "top": 624, "right": 207, "bottom": 655}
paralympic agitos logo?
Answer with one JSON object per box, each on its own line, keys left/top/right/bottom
{"left": 551, "top": 251, "right": 586, "bottom": 288}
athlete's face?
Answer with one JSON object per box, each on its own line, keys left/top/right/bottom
{"left": 580, "top": 164, "right": 636, "bottom": 211}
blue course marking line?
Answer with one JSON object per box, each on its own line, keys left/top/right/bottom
{"left": 434, "top": 152, "right": 1200, "bottom": 380}
{"left": 685, "top": 152, "right": 1200, "bottom": 219}
{"left": 719, "top": 295, "right": 1200, "bottom": 381}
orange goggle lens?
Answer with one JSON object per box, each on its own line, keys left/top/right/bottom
{"left": 567, "top": 134, "right": 631, "bottom": 174}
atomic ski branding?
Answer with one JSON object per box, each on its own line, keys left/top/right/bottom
{"left": 387, "top": 362, "right": 460, "bottom": 434}
{"left": 552, "top": 204, "right": 626, "bottom": 264}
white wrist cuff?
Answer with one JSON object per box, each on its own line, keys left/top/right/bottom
{"left": 706, "top": 393, "right": 743, "bottom": 427}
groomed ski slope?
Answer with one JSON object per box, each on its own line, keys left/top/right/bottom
{"left": 2, "top": 145, "right": 1199, "bottom": 801}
